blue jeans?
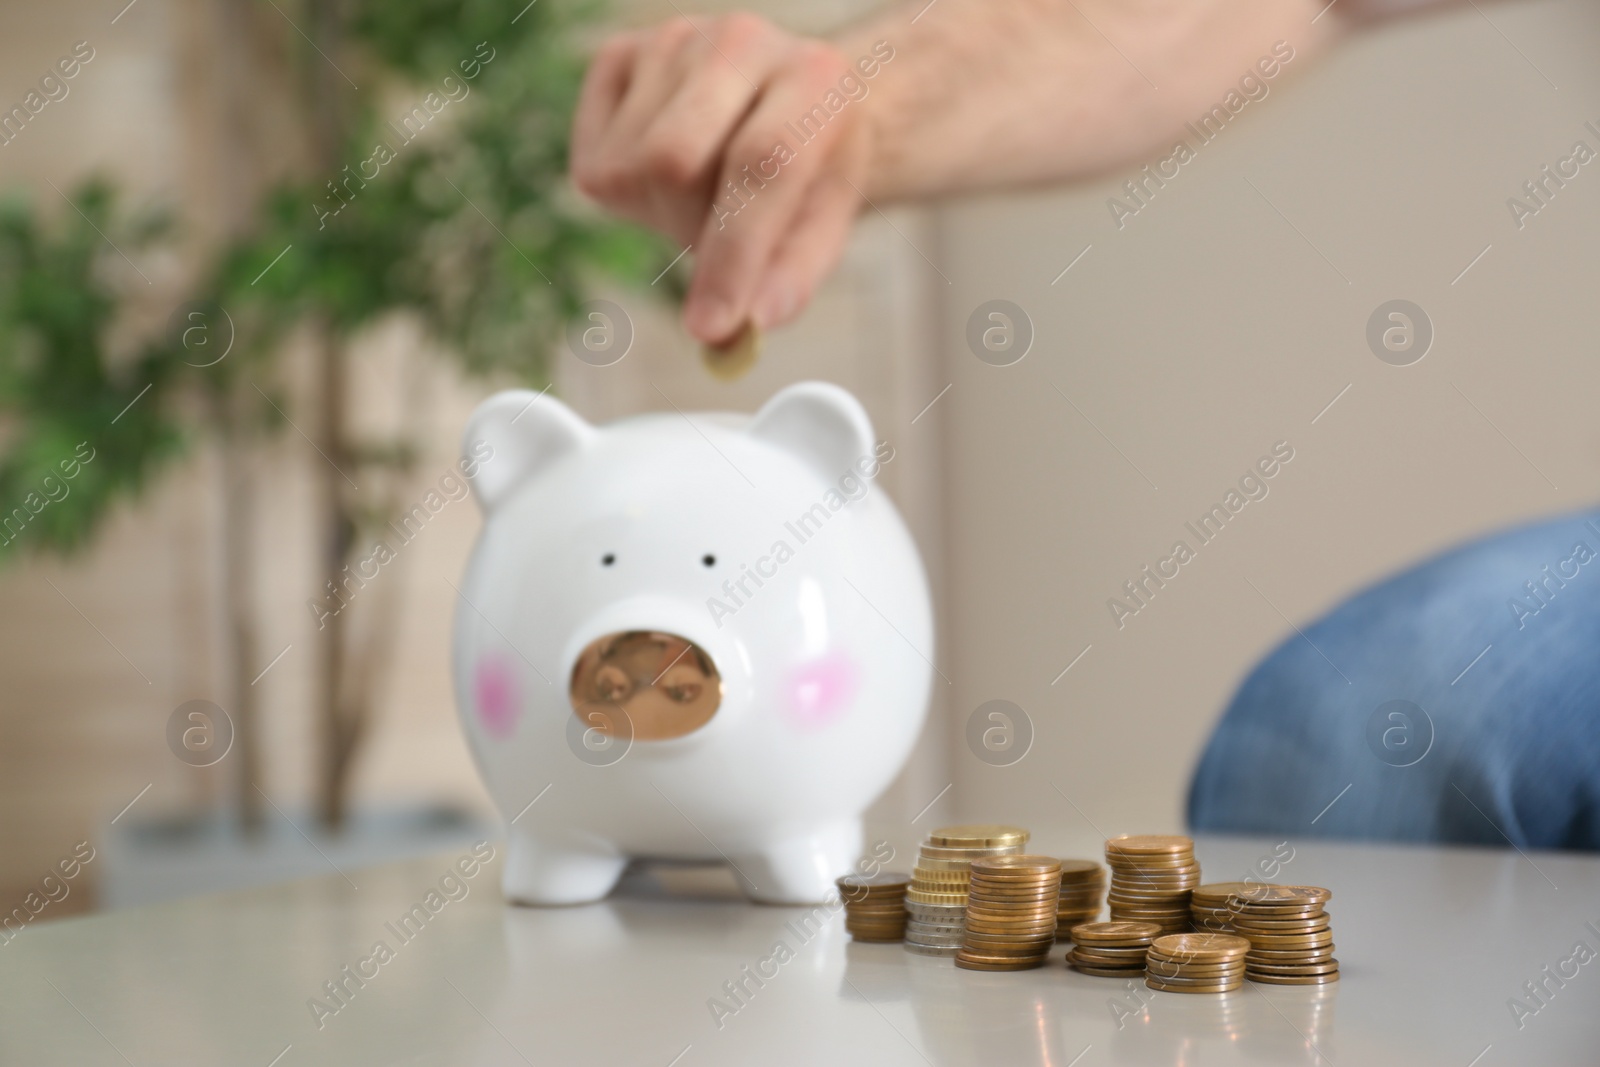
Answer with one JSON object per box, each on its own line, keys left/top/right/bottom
{"left": 1188, "top": 508, "right": 1600, "bottom": 851}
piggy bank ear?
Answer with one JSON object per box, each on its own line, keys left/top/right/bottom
{"left": 462, "top": 390, "right": 594, "bottom": 511}
{"left": 747, "top": 381, "right": 876, "bottom": 480}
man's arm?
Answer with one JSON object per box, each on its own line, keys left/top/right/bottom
{"left": 835, "top": 0, "right": 1338, "bottom": 202}
{"left": 569, "top": 1, "right": 1441, "bottom": 345}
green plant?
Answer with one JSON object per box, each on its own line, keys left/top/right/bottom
{"left": 0, "top": 0, "right": 673, "bottom": 832}
{"left": 0, "top": 182, "right": 183, "bottom": 559}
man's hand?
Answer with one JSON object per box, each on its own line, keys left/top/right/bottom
{"left": 570, "top": 14, "right": 872, "bottom": 345}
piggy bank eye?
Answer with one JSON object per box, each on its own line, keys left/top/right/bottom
{"left": 601, "top": 553, "right": 615, "bottom": 566}
{"left": 702, "top": 554, "right": 716, "bottom": 567}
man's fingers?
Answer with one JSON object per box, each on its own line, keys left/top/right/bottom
{"left": 606, "top": 18, "right": 700, "bottom": 145}
{"left": 750, "top": 169, "right": 862, "bottom": 331}
{"left": 637, "top": 15, "right": 784, "bottom": 190}
{"left": 578, "top": 18, "right": 699, "bottom": 214}
{"left": 683, "top": 47, "right": 853, "bottom": 342}
{"left": 570, "top": 32, "right": 641, "bottom": 200}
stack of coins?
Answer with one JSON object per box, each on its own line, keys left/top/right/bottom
{"left": 1105, "top": 835, "right": 1200, "bottom": 935}
{"left": 1144, "top": 932, "right": 1250, "bottom": 993}
{"left": 1055, "top": 860, "right": 1107, "bottom": 938}
{"left": 904, "top": 825, "right": 1027, "bottom": 958}
{"left": 956, "top": 855, "right": 1062, "bottom": 971}
{"left": 1065, "top": 920, "right": 1161, "bottom": 976}
{"left": 1190, "top": 882, "right": 1255, "bottom": 935}
{"left": 1231, "top": 885, "right": 1339, "bottom": 985}
{"left": 836, "top": 872, "right": 911, "bottom": 942}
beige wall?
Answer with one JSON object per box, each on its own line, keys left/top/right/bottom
{"left": 938, "top": 0, "right": 1600, "bottom": 845}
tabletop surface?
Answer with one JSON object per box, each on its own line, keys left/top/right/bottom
{"left": 3, "top": 834, "right": 1597, "bottom": 1067}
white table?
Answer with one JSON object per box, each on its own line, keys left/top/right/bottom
{"left": 4, "top": 835, "right": 1596, "bottom": 1066}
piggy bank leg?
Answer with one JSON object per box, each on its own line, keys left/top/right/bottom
{"left": 503, "top": 828, "right": 627, "bottom": 906}
{"left": 734, "top": 818, "right": 863, "bottom": 905}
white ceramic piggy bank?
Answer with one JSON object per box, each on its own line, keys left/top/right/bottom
{"left": 452, "top": 381, "right": 932, "bottom": 905}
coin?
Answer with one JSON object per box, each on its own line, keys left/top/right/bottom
{"left": 904, "top": 941, "right": 959, "bottom": 957}
{"left": 1247, "top": 970, "right": 1340, "bottom": 985}
{"left": 1106, "top": 834, "right": 1194, "bottom": 854}
{"left": 1235, "top": 916, "right": 1330, "bottom": 932}
{"left": 1150, "top": 933, "right": 1251, "bottom": 960}
{"left": 1069, "top": 921, "right": 1161, "bottom": 942}
{"left": 701, "top": 321, "right": 761, "bottom": 380}
{"left": 1246, "top": 960, "right": 1341, "bottom": 976}
{"left": 956, "top": 956, "right": 1048, "bottom": 971}
{"left": 1239, "top": 931, "right": 1333, "bottom": 948}
{"left": 907, "top": 889, "right": 968, "bottom": 904}
{"left": 917, "top": 855, "right": 1007, "bottom": 872}
{"left": 1071, "top": 964, "right": 1148, "bottom": 978}
{"left": 1145, "top": 976, "right": 1243, "bottom": 993}
{"left": 1248, "top": 947, "right": 1337, "bottom": 963}
{"left": 1233, "top": 885, "right": 1331, "bottom": 907}
{"left": 929, "top": 824, "right": 1030, "bottom": 848}
{"left": 972, "top": 854, "right": 1062, "bottom": 873}
{"left": 1147, "top": 962, "right": 1244, "bottom": 980}
{"left": 1190, "top": 882, "right": 1257, "bottom": 903}
{"left": 838, "top": 871, "right": 910, "bottom": 889}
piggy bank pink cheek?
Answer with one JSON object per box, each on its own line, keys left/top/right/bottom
{"left": 786, "top": 654, "right": 859, "bottom": 730}
{"left": 474, "top": 658, "right": 520, "bottom": 740}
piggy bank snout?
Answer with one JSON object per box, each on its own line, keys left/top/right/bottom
{"left": 568, "top": 631, "right": 723, "bottom": 742}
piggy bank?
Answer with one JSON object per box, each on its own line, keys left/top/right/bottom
{"left": 452, "top": 381, "right": 932, "bottom": 905}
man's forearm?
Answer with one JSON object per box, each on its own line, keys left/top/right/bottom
{"left": 837, "top": 0, "right": 1345, "bottom": 202}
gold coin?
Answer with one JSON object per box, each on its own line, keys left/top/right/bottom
{"left": 914, "top": 859, "right": 985, "bottom": 873}
{"left": 842, "top": 892, "right": 910, "bottom": 903}
{"left": 912, "top": 866, "right": 971, "bottom": 883}
{"left": 1145, "top": 977, "right": 1243, "bottom": 994}
{"left": 1149, "top": 933, "right": 1251, "bottom": 959}
{"left": 1242, "top": 933, "right": 1334, "bottom": 950}
{"left": 957, "top": 941, "right": 1053, "bottom": 956}
{"left": 1248, "top": 947, "right": 1337, "bottom": 963}
{"left": 1190, "top": 882, "right": 1257, "bottom": 902}
{"left": 906, "top": 891, "right": 967, "bottom": 906}
{"left": 970, "top": 893, "right": 1060, "bottom": 905}
{"left": 957, "top": 956, "right": 1048, "bottom": 971}
{"left": 972, "top": 854, "right": 1062, "bottom": 873}
{"left": 1058, "top": 859, "right": 1103, "bottom": 877}
{"left": 963, "top": 924, "right": 1059, "bottom": 938}
{"left": 1246, "top": 959, "right": 1341, "bottom": 976}
{"left": 1231, "top": 902, "right": 1329, "bottom": 918}
{"left": 1146, "top": 963, "right": 1245, "bottom": 980}
{"left": 968, "top": 914, "right": 1060, "bottom": 927}
{"left": 919, "top": 843, "right": 1023, "bottom": 861}
{"left": 840, "top": 883, "right": 912, "bottom": 895}
{"left": 1075, "top": 953, "right": 1152, "bottom": 972}
{"left": 1108, "top": 886, "right": 1196, "bottom": 900}
{"left": 1235, "top": 919, "right": 1330, "bottom": 934}
{"left": 838, "top": 872, "right": 911, "bottom": 889}
{"left": 1106, "top": 834, "right": 1194, "bottom": 853}
{"left": 700, "top": 321, "right": 761, "bottom": 381}
{"left": 1070, "top": 921, "right": 1162, "bottom": 943}
{"left": 963, "top": 908, "right": 1060, "bottom": 922}
{"left": 970, "top": 877, "right": 1062, "bottom": 890}
{"left": 1070, "top": 963, "right": 1147, "bottom": 977}
{"left": 1109, "top": 870, "right": 1198, "bottom": 884}
{"left": 1248, "top": 970, "right": 1340, "bottom": 985}
{"left": 928, "top": 824, "right": 1030, "bottom": 848}
{"left": 1234, "top": 884, "right": 1331, "bottom": 907}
